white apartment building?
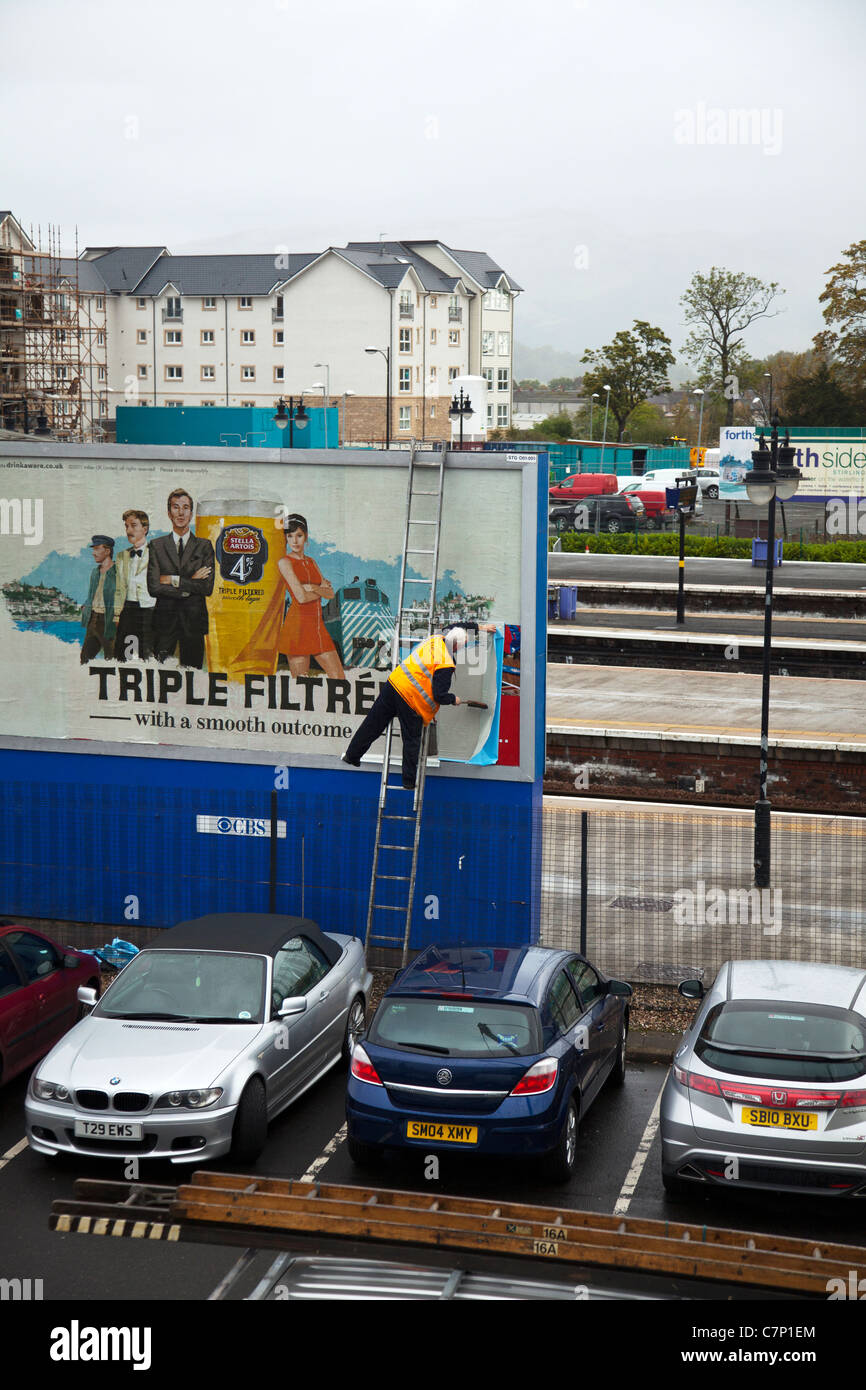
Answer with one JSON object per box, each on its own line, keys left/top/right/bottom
{"left": 1, "top": 217, "right": 522, "bottom": 443}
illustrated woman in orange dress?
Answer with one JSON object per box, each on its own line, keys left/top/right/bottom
{"left": 276, "top": 513, "right": 345, "bottom": 678}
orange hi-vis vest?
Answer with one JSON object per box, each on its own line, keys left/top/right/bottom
{"left": 389, "top": 634, "right": 455, "bottom": 724}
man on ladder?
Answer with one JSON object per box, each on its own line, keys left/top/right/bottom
{"left": 342, "top": 626, "right": 468, "bottom": 790}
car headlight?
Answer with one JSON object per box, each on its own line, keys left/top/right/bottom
{"left": 32, "top": 1079, "right": 71, "bottom": 1102}
{"left": 154, "top": 1088, "right": 223, "bottom": 1110}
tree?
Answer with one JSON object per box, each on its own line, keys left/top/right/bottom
{"left": 783, "top": 361, "right": 854, "bottom": 426}
{"left": 680, "top": 268, "right": 785, "bottom": 426}
{"left": 619, "top": 400, "right": 670, "bottom": 445}
{"left": 549, "top": 376, "right": 581, "bottom": 393}
{"left": 516, "top": 378, "right": 544, "bottom": 389}
{"left": 532, "top": 411, "right": 574, "bottom": 440}
{"left": 814, "top": 241, "right": 866, "bottom": 391}
{"left": 581, "top": 320, "right": 676, "bottom": 441}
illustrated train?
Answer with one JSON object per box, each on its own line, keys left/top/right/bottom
{"left": 322, "top": 577, "right": 394, "bottom": 669}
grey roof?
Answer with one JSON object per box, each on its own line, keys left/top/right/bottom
{"left": 84, "top": 246, "right": 168, "bottom": 292}
{"left": 339, "top": 242, "right": 460, "bottom": 293}
{"left": 444, "top": 247, "right": 523, "bottom": 293}
{"left": 18, "top": 254, "right": 109, "bottom": 293}
{"left": 131, "top": 252, "right": 316, "bottom": 296}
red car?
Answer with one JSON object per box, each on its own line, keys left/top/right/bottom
{"left": 549, "top": 473, "right": 619, "bottom": 501}
{"left": 0, "top": 922, "right": 100, "bottom": 1086}
{"left": 617, "top": 485, "right": 676, "bottom": 529}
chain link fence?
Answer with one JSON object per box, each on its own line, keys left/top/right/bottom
{"left": 541, "top": 799, "right": 866, "bottom": 984}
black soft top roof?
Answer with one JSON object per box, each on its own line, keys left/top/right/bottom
{"left": 157, "top": 913, "right": 342, "bottom": 968}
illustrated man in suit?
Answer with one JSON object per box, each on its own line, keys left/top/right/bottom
{"left": 147, "top": 489, "right": 215, "bottom": 668}
{"left": 80, "top": 534, "right": 117, "bottom": 664}
{"left": 114, "top": 508, "right": 156, "bottom": 660}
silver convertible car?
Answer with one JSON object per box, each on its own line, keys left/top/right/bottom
{"left": 25, "top": 913, "right": 371, "bottom": 1165}
{"left": 661, "top": 959, "right": 866, "bottom": 1199}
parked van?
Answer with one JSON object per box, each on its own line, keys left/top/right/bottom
{"left": 638, "top": 468, "right": 705, "bottom": 512}
{"left": 549, "top": 472, "right": 619, "bottom": 501}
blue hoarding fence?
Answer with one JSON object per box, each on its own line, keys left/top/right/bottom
{"left": 116, "top": 405, "right": 340, "bottom": 450}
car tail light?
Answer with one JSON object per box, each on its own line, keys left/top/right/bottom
{"left": 350, "top": 1045, "right": 383, "bottom": 1087}
{"left": 673, "top": 1065, "right": 721, "bottom": 1096}
{"left": 840, "top": 1090, "right": 866, "bottom": 1109}
{"left": 510, "top": 1058, "right": 558, "bottom": 1096}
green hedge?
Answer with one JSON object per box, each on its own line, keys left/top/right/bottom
{"left": 551, "top": 532, "right": 866, "bottom": 562}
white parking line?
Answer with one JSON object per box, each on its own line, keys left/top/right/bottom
{"left": 299, "top": 1122, "right": 347, "bottom": 1183}
{"left": 0, "top": 1137, "right": 28, "bottom": 1173}
{"left": 613, "top": 1070, "right": 669, "bottom": 1216}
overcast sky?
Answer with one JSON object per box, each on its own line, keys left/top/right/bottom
{"left": 4, "top": 0, "right": 864, "bottom": 375}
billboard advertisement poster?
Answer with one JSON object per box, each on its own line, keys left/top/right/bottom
{"left": 0, "top": 449, "right": 529, "bottom": 773}
{"left": 719, "top": 428, "right": 866, "bottom": 500}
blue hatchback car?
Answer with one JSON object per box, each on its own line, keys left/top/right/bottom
{"left": 346, "top": 944, "right": 632, "bottom": 1181}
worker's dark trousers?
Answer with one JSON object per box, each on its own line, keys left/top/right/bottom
{"left": 345, "top": 682, "right": 424, "bottom": 787}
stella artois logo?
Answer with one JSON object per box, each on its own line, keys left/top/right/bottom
{"left": 216, "top": 525, "right": 268, "bottom": 585}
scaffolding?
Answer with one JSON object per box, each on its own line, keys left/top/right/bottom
{"left": 0, "top": 220, "right": 106, "bottom": 441}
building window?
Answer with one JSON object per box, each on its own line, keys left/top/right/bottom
{"left": 201, "top": 365, "right": 215, "bottom": 380}
{"left": 498, "top": 331, "right": 510, "bottom": 356}
{"left": 273, "top": 295, "right": 284, "bottom": 320}
{"left": 97, "top": 330, "right": 105, "bottom": 346}
{"left": 497, "top": 367, "right": 509, "bottom": 391}
{"left": 448, "top": 329, "right": 460, "bottom": 346}
{"left": 200, "top": 329, "right": 215, "bottom": 344}
{"left": 497, "top": 403, "right": 508, "bottom": 426}
{"left": 241, "top": 329, "right": 255, "bottom": 345}
{"left": 482, "top": 367, "right": 494, "bottom": 389}
{"left": 138, "top": 365, "right": 148, "bottom": 378}
{"left": 241, "top": 400, "right": 255, "bottom": 407}
{"left": 166, "top": 400, "right": 182, "bottom": 407}
{"left": 448, "top": 295, "right": 461, "bottom": 322}
{"left": 165, "top": 330, "right": 182, "bottom": 345}
{"left": 97, "top": 366, "right": 107, "bottom": 381}
{"left": 202, "top": 297, "right": 217, "bottom": 310}
{"left": 448, "top": 366, "right": 459, "bottom": 382}
{"left": 430, "top": 328, "right": 437, "bottom": 345}
{"left": 238, "top": 296, "right": 253, "bottom": 310}
{"left": 482, "top": 331, "right": 494, "bottom": 355}
{"left": 56, "top": 365, "right": 68, "bottom": 380}
{"left": 166, "top": 365, "right": 183, "bottom": 380}
{"left": 138, "top": 400, "right": 149, "bottom": 407}
{"left": 399, "top": 327, "right": 411, "bottom": 353}
{"left": 398, "top": 405, "right": 411, "bottom": 430}
{"left": 484, "top": 289, "right": 509, "bottom": 310}
{"left": 430, "top": 403, "right": 436, "bottom": 418}
{"left": 274, "top": 366, "right": 285, "bottom": 382}
{"left": 95, "top": 296, "right": 104, "bottom": 310}
{"left": 241, "top": 365, "right": 256, "bottom": 380}
{"left": 56, "top": 329, "right": 66, "bottom": 343}
{"left": 136, "top": 297, "right": 146, "bottom": 309}
{"left": 165, "top": 297, "right": 182, "bottom": 319}
{"left": 398, "top": 367, "right": 411, "bottom": 392}
{"left": 273, "top": 330, "right": 284, "bottom": 345}
{"left": 201, "top": 400, "right": 216, "bottom": 406}
{"left": 487, "top": 404, "right": 494, "bottom": 425}
{"left": 429, "top": 296, "right": 437, "bottom": 309}
{"left": 99, "top": 398, "right": 107, "bottom": 414}
{"left": 429, "top": 365, "right": 437, "bottom": 382}
{"left": 137, "top": 329, "right": 147, "bottom": 344}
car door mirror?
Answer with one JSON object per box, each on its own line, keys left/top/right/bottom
{"left": 277, "top": 995, "right": 307, "bottom": 1019}
{"left": 678, "top": 979, "right": 704, "bottom": 1000}
{"left": 77, "top": 986, "right": 98, "bottom": 1008}
{"left": 64, "top": 953, "right": 81, "bottom": 969}
{"left": 607, "top": 979, "right": 633, "bottom": 997}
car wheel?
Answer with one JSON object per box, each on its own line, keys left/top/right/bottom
{"left": 230, "top": 1078, "right": 268, "bottom": 1164}
{"left": 605, "top": 518, "right": 622, "bottom": 534}
{"left": 645, "top": 515, "right": 658, "bottom": 531}
{"left": 342, "top": 996, "right": 366, "bottom": 1062}
{"left": 609, "top": 1015, "right": 628, "bottom": 1086}
{"left": 540, "top": 1096, "right": 578, "bottom": 1183}
{"left": 706, "top": 486, "right": 719, "bottom": 499}
{"left": 347, "top": 1134, "right": 383, "bottom": 1170}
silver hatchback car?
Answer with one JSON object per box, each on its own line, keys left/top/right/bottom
{"left": 26, "top": 913, "right": 371, "bottom": 1166}
{"left": 661, "top": 959, "right": 866, "bottom": 1199}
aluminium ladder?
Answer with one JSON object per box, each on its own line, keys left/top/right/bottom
{"left": 363, "top": 440, "right": 446, "bottom": 964}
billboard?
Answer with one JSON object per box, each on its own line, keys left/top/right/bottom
{"left": 719, "top": 428, "right": 866, "bottom": 500}
{"left": 0, "top": 444, "right": 535, "bottom": 778}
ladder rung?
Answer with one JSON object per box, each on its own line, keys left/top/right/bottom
{"left": 403, "top": 578, "right": 433, "bottom": 584}
{"left": 407, "top": 519, "right": 436, "bottom": 524}
{"left": 411, "top": 489, "right": 441, "bottom": 496}
{"left": 406, "top": 548, "right": 435, "bottom": 555}
{"left": 375, "top": 874, "right": 411, "bottom": 882}
{"left": 381, "top": 814, "right": 416, "bottom": 821}
{"left": 379, "top": 843, "right": 412, "bottom": 851}
{"left": 372, "top": 904, "right": 405, "bottom": 912}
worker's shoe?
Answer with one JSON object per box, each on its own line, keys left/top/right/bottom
{"left": 402, "top": 779, "right": 416, "bottom": 791}
{"left": 341, "top": 753, "right": 362, "bottom": 767}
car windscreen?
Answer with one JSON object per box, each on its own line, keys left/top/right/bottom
{"left": 96, "top": 950, "right": 267, "bottom": 1024}
{"left": 695, "top": 1001, "right": 866, "bottom": 1082}
{"left": 368, "top": 997, "right": 539, "bottom": 1058}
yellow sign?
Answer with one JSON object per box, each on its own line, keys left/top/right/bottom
{"left": 689, "top": 447, "right": 707, "bottom": 467}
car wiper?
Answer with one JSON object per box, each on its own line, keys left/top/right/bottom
{"left": 478, "top": 1021, "right": 520, "bottom": 1055}
{"left": 706, "top": 1040, "right": 866, "bottom": 1062}
{"left": 102, "top": 1011, "right": 200, "bottom": 1022}
{"left": 397, "top": 1040, "right": 451, "bottom": 1054}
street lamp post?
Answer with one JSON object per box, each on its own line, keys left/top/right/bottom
{"left": 272, "top": 395, "right": 309, "bottom": 449}
{"left": 448, "top": 387, "right": 473, "bottom": 448}
{"left": 364, "top": 345, "right": 391, "bottom": 449}
{"left": 744, "top": 413, "right": 800, "bottom": 887}
{"left": 589, "top": 391, "right": 599, "bottom": 442}
{"left": 314, "top": 362, "right": 331, "bottom": 448}
{"left": 764, "top": 371, "right": 774, "bottom": 418}
{"left": 693, "top": 388, "right": 705, "bottom": 454}
{"left": 340, "top": 390, "right": 355, "bottom": 446}
{"left": 600, "top": 384, "right": 611, "bottom": 466}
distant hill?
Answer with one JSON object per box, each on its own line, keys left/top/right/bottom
{"left": 513, "top": 343, "right": 585, "bottom": 386}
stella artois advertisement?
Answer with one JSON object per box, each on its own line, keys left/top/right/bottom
{"left": 0, "top": 450, "right": 525, "bottom": 770}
